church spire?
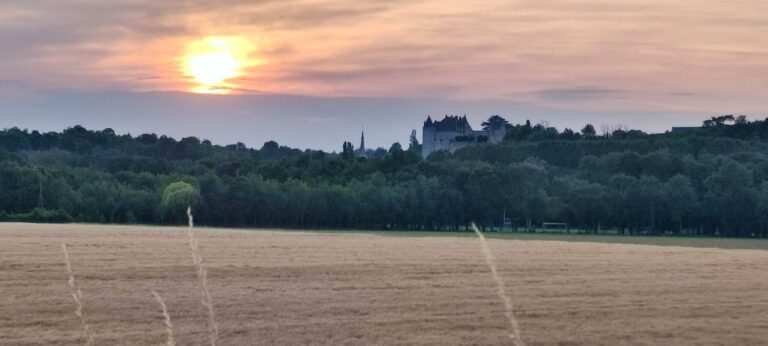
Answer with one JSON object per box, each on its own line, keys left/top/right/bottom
{"left": 357, "top": 128, "right": 366, "bottom": 157}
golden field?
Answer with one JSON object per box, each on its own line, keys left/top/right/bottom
{"left": 1, "top": 223, "right": 768, "bottom": 345}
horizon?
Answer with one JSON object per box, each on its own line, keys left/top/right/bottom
{"left": 0, "top": 89, "right": 730, "bottom": 151}
{"left": 0, "top": 107, "right": 752, "bottom": 153}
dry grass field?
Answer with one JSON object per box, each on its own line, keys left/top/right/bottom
{"left": 2, "top": 223, "right": 768, "bottom": 345}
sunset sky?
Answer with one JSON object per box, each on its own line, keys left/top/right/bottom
{"left": 1, "top": 0, "right": 767, "bottom": 150}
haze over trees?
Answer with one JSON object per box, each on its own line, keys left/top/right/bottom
{"left": 2, "top": 115, "right": 768, "bottom": 237}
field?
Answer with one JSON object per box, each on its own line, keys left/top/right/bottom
{"left": 2, "top": 223, "right": 768, "bottom": 345}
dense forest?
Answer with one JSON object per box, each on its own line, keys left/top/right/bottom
{"left": 2, "top": 114, "right": 768, "bottom": 237}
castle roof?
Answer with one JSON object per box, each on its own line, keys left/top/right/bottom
{"left": 424, "top": 115, "right": 473, "bottom": 132}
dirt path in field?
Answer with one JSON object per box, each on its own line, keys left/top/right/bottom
{"left": 1, "top": 223, "right": 767, "bottom": 345}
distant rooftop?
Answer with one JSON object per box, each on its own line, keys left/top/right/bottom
{"left": 424, "top": 115, "right": 472, "bottom": 132}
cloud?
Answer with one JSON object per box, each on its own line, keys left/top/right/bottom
{"left": 534, "top": 88, "right": 622, "bottom": 101}
{"left": 205, "top": 86, "right": 265, "bottom": 94}
{"left": 1, "top": 0, "right": 767, "bottom": 113}
{"left": 233, "top": 1, "right": 404, "bottom": 30}
{"left": 128, "top": 76, "right": 162, "bottom": 82}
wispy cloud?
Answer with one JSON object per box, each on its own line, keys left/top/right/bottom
{"left": 534, "top": 88, "right": 622, "bottom": 101}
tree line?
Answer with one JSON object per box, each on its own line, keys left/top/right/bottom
{"left": 1, "top": 115, "right": 768, "bottom": 237}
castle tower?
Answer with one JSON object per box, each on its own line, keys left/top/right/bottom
{"left": 422, "top": 116, "right": 435, "bottom": 158}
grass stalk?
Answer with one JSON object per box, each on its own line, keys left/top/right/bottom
{"left": 61, "top": 243, "right": 95, "bottom": 346}
{"left": 471, "top": 223, "right": 525, "bottom": 346}
{"left": 187, "top": 207, "right": 219, "bottom": 346}
{"left": 152, "top": 291, "right": 176, "bottom": 346}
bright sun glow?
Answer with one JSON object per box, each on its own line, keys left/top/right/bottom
{"left": 184, "top": 37, "right": 257, "bottom": 94}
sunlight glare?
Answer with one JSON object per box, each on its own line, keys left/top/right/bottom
{"left": 184, "top": 37, "right": 256, "bottom": 94}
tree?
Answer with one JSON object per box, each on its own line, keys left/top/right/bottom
{"left": 581, "top": 124, "right": 596, "bottom": 138}
{"left": 663, "top": 174, "right": 699, "bottom": 234}
{"left": 703, "top": 160, "right": 756, "bottom": 236}
{"left": 560, "top": 128, "right": 576, "bottom": 140}
{"left": 341, "top": 141, "right": 355, "bottom": 160}
{"left": 408, "top": 130, "right": 421, "bottom": 153}
{"left": 703, "top": 115, "right": 735, "bottom": 128}
{"left": 554, "top": 176, "right": 607, "bottom": 233}
{"left": 605, "top": 174, "right": 637, "bottom": 234}
{"left": 625, "top": 176, "right": 663, "bottom": 234}
{"left": 481, "top": 115, "right": 509, "bottom": 131}
{"left": 503, "top": 120, "right": 533, "bottom": 141}
{"left": 262, "top": 141, "right": 279, "bottom": 152}
{"left": 161, "top": 182, "right": 200, "bottom": 224}
{"left": 756, "top": 182, "right": 768, "bottom": 237}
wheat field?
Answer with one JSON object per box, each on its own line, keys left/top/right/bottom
{"left": 2, "top": 223, "right": 768, "bottom": 345}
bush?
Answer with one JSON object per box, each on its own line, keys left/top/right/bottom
{"left": 0, "top": 208, "right": 73, "bottom": 223}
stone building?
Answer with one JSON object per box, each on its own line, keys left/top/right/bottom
{"left": 421, "top": 115, "right": 506, "bottom": 157}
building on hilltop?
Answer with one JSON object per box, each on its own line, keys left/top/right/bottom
{"left": 671, "top": 126, "right": 699, "bottom": 134}
{"left": 421, "top": 115, "right": 506, "bottom": 157}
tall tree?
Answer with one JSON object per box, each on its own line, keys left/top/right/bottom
{"left": 581, "top": 124, "right": 596, "bottom": 138}
{"left": 341, "top": 141, "right": 355, "bottom": 160}
{"left": 481, "top": 115, "right": 509, "bottom": 131}
{"left": 408, "top": 130, "right": 421, "bottom": 153}
{"left": 664, "top": 174, "right": 699, "bottom": 234}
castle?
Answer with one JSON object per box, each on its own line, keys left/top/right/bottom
{"left": 421, "top": 115, "right": 506, "bottom": 157}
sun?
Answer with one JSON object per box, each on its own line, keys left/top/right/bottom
{"left": 184, "top": 37, "right": 256, "bottom": 94}
{"left": 188, "top": 46, "right": 238, "bottom": 85}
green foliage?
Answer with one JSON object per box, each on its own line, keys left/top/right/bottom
{"left": 408, "top": 130, "right": 421, "bottom": 153}
{"left": 0, "top": 208, "right": 73, "bottom": 223}
{"left": 342, "top": 141, "right": 355, "bottom": 160}
{"left": 581, "top": 124, "right": 597, "bottom": 138}
{"left": 2, "top": 118, "right": 768, "bottom": 236}
{"left": 161, "top": 182, "right": 200, "bottom": 224}
{"left": 482, "top": 115, "right": 509, "bottom": 131}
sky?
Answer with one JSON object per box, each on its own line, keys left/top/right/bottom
{"left": 1, "top": 0, "right": 767, "bottom": 150}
